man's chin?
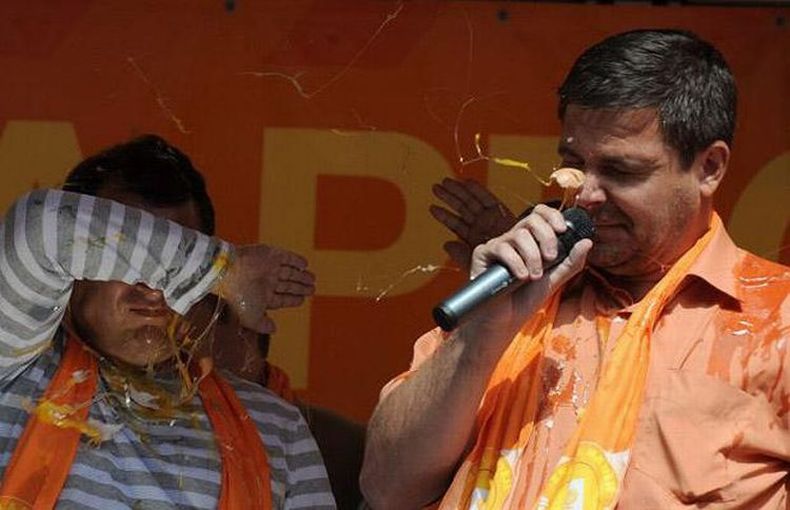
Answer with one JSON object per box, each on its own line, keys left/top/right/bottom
{"left": 114, "top": 328, "right": 177, "bottom": 367}
{"left": 112, "top": 347, "right": 174, "bottom": 369}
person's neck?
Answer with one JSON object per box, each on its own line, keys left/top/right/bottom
{"left": 597, "top": 270, "right": 665, "bottom": 303}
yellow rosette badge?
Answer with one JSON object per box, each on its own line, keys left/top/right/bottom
{"left": 540, "top": 442, "right": 619, "bottom": 510}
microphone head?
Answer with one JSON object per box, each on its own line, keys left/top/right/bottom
{"left": 559, "top": 207, "right": 596, "bottom": 252}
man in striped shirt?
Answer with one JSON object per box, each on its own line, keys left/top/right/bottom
{"left": 0, "top": 135, "right": 336, "bottom": 509}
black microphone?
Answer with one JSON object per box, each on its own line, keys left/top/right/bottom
{"left": 432, "top": 207, "right": 595, "bottom": 331}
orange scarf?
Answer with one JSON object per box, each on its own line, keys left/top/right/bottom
{"left": 0, "top": 334, "right": 272, "bottom": 510}
{"left": 439, "top": 214, "right": 721, "bottom": 510}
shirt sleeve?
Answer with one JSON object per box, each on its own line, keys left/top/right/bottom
{"left": 0, "top": 189, "right": 233, "bottom": 377}
{"left": 378, "top": 327, "right": 448, "bottom": 401}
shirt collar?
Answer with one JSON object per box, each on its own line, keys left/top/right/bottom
{"left": 683, "top": 219, "right": 741, "bottom": 304}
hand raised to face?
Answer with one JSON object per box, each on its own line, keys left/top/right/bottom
{"left": 215, "top": 244, "right": 315, "bottom": 334}
{"left": 460, "top": 204, "right": 592, "bottom": 347}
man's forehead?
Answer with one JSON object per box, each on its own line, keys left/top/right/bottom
{"left": 558, "top": 106, "right": 665, "bottom": 153}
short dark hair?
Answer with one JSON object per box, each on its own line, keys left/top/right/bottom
{"left": 558, "top": 29, "right": 737, "bottom": 168}
{"left": 63, "top": 134, "right": 215, "bottom": 235}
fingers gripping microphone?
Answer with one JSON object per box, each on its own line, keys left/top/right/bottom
{"left": 432, "top": 207, "right": 595, "bottom": 331}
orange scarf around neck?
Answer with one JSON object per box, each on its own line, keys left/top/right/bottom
{"left": 439, "top": 214, "right": 721, "bottom": 510}
{"left": 0, "top": 333, "right": 272, "bottom": 510}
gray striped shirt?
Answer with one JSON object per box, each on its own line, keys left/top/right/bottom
{"left": 0, "top": 190, "right": 336, "bottom": 509}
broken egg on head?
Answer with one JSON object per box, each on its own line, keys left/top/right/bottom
{"left": 549, "top": 167, "right": 585, "bottom": 209}
{"left": 549, "top": 167, "right": 584, "bottom": 190}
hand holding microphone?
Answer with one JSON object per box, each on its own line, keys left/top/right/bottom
{"left": 433, "top": 205, "right": 595, "bottom": 331}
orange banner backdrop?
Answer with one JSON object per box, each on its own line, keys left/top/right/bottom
{"left": 0, "top": 1, "right": 787, "bottom": 421}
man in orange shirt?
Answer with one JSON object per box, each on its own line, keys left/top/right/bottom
{"left": 361, "top": 29, "right": 788, "bottom": 509}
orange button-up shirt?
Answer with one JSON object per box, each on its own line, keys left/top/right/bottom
{"left": 387, "top": 226, "right": 789, "bottom": 508}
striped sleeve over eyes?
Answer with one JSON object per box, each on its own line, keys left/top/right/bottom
{"left": 0, "top": 189, "right": 232, "bottom": 378}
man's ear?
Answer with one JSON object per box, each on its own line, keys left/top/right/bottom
{"left": 695, "top": 140, "right": 729, "bottom": 198}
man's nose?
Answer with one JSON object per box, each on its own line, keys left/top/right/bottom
{"left": 575, "top": 172, "right": 606, "bottom": 210}
{"left": 131, "top": 283, "right": 166, "bottom": 305}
